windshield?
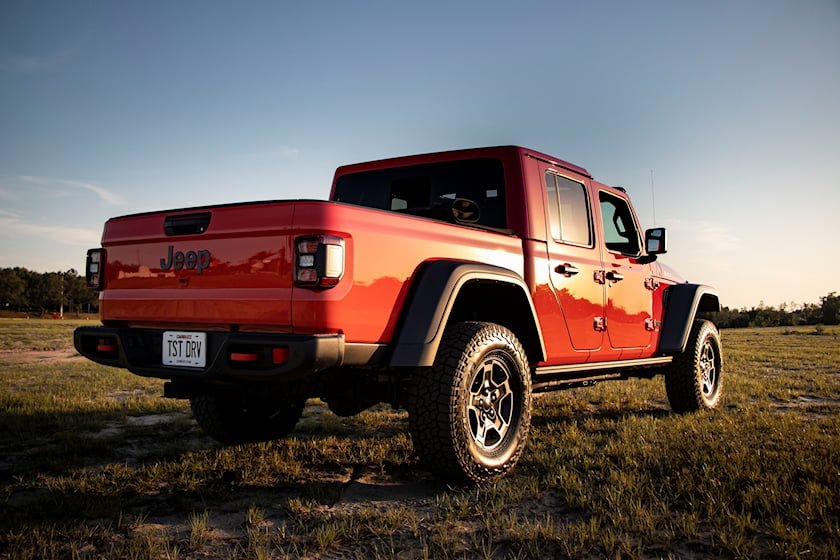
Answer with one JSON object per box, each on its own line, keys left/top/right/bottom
{"left": 334, "top": 158, "right": 507, "bottom": 229}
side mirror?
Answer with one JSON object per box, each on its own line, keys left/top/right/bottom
{"left": 644, "top": 227, "right": 667, "bottom": 255}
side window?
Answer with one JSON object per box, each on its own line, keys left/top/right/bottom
{"left": 335, "top": 158, "right": 507, "bottom": 229}
{"left": 599, "top": 192, "right": 640, "bottom": 255}
{"left": 544, "top": 173, "right": 561, "bottom": 240}
{"left": 544, "top": 172, "right": 592, "bottom": 246}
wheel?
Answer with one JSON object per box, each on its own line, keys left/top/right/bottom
{"left": 190, "top": 394, "right": 304, "bottom": 444}
{"left": 665, "top": 319, "right": 723, "bottom": 413}
{"left": 409, "top": 321, "right": 532, "bottom": 483}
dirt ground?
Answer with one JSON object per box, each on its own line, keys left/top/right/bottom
{"left": 3, "top": 346, "right": 446, "bottom": 557}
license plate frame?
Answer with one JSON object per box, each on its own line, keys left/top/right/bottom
{"left": 162, "top": 331, "right": 207, "bottom": 368}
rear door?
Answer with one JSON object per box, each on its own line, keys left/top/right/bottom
{"left": 597, "top": 189, "right": 653, "bottom": 350}
{"left": 540, "top": 164, "right": 605, "bottom": 351}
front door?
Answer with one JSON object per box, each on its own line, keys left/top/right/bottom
{"left": 598, "top": 190, "right": 653, "bottom": 350}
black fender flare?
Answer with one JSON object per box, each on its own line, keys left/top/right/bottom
{"left": 389, "top": 261, "right": 546, "bottom": 367}
{"left": 659, "top": 283, "right": 721, "bottom": 354}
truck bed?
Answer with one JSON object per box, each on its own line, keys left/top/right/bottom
{"left": 99, "top": 200, "right": 525, "bottom": 344}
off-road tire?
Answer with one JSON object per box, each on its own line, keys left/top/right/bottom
{"left": 409, "top": 321, "right": 532, "bottom": 483}
{"left": 190, "top": 395, "right": 304, "bottom": 445}
{"left": 665, "top": 319, "right": 723, "bottom": 413}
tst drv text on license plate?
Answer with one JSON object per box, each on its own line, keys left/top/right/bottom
{"left": 162, "top": 331, "right": 207, "bottom": 368}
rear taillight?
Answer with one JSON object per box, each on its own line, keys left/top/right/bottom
{"left": 295, "top": 235, "right": 345, "bottom": 288}
{"left": 86, "top": 248, "right": 105, "bottom": 290}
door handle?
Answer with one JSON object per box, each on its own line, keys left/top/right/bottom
{"left": 555, "top": 263, "right": 580, "bottom": 276}
{"left": 606, "top": 271, "right": 624, "bottom": 282}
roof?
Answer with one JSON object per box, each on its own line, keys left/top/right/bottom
{"left": 334, "top": 145, "right": 591, "bottom": 179}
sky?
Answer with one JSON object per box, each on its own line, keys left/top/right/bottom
{"left": 1, "top": 0, "right": 838, "bottom": 309}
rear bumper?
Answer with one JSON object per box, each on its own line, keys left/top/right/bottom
{"left": 73, "top": 326, "right": 344, "bottom": 381}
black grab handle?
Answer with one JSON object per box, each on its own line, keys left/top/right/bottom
{"left": 163, "top": 212, "right": 211, "bottom": 236}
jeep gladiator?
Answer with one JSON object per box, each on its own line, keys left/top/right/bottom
{"left": 75, "top": 146, "right": 722, "bottom": 482}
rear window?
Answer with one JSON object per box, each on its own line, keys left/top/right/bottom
{"left": 334, "top": 158, "right": 507, "bottom": 229}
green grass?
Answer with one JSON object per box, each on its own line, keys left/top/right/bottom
{"left": 0, "top": 318, "right": 99, "bottom": 351}
{"left": 1, "top": 321, "right": 838, "bottom": 558}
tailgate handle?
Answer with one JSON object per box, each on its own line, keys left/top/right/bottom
{"left": 164, "top": 213, "right": 211, "bottom": 236}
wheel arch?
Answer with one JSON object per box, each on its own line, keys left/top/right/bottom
{"left": 389, "top": 260, "right": 546, "bottom": 367}
{"left": 659, "top": 283, "right": 721, "bottom": 354}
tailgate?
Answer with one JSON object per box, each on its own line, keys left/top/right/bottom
{"left": 100, "top": 201, "right": 297, "bottom": 327}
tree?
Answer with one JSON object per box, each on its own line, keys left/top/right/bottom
{"left": 26, "top": 272, "right": 62, "bottom": 315}
{"left": 711, "top": 306, "right": 750, "bottom": 329}
{"left": 0, "top": 268, "right": 27, "bottom": 308}
{"left": 64, "top": 270, "right": 98, "bottom": 314}
{"left": 820, "top": 292, "right": 840, "bottom": 325}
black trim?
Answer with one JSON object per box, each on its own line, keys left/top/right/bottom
{"left": 544, "top": 171, "right": 596, "bottom": 249}
{"left": 344, "top": 343, "right": 388, "bottom": 366}
{"left": 389, "top": 261, "right": 546, "bottom": 367}
{"left": 524, "top": 152, "right": 592, "bottom": 178}
{"left": 532, "top": 357, "right": 672, "bottom": 392}
{"left": 659, "top": 284, "right": 721, "bottom": 354}
{"left": 598, "top": 189, "right": 643, "bottom": 258}
{"left": 164, "top": 212, "right": 211, "bottom": 236}
{"left": 535, "top": 356, "right": 673, "bottom": 376}
{"left": 74, "top": 326, "right": 344, "bottom": 381}
{"left": 109, "top": 199, "right": 324, "bottom": 221}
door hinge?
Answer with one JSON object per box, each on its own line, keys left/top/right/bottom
{"left": 644, "top": 277, "right": 660, "bottom": 291}
{"left": 645, "top": 318, "right": 661, "bottom": 331}
{"left": 594, "top": 316, "right": 607, "bottom": 332}
{"left": 594, "top": 270, "right": 606, "bottom": 285}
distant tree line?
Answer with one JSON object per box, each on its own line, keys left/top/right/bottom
{"left": 0, "top": 267, "right": 99, "bottom": 316}
{"left": 711, "top": 292, "right": 839, "bottom": 328}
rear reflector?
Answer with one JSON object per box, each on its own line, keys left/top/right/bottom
{"left": 97, "top": 343, "right": 117, "bottom": 353}
{"left": 272, "top": 347, "right": 289, "bottom": 365}
{"left": 230, "top": 352, "right": 259, "bottom": 362}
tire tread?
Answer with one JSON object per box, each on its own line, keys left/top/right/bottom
{"left": 665, "top": 319, "right": 722, "bottom": 413}
{"left": 409, "top": 321, "right": 531, "bottom": 483}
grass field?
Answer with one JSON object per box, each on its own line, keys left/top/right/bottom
{"left": 1, "top": 319, "right": 838, "bottom": 559}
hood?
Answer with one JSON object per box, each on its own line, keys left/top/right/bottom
{"left": 653, "top": 261, "right": 685, "bottom": 284}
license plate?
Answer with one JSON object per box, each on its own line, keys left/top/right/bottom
{"left": 162, "top": 331, "right": 207, "bottom": 368}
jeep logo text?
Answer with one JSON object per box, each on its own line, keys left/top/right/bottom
{"left": 160, "top": 245, "right": 211, "bottom": 274}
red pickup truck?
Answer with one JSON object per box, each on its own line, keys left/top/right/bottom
{"left": 75, "top": 146, "right": 722, "bottom": 482}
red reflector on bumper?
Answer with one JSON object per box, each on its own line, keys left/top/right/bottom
{"left": 230, "top": 352, "right": 259, "bottom": 362}
{"left": 97, "top": 344, "right": 117, "bottom": 353}
{"left": 272, "top": 347, "right": 289, "bottom": 365}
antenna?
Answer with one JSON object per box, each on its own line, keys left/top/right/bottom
{"left": 650, "top": 169, "right": 657, "bottom": 226}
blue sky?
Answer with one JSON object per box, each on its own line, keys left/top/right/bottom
{"left": 1, "top": 0, "right": 838, "bottom": 309}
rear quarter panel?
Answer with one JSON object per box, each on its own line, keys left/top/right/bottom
{"left": 291, "top": 202, "right": 525, "bottom": 343}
